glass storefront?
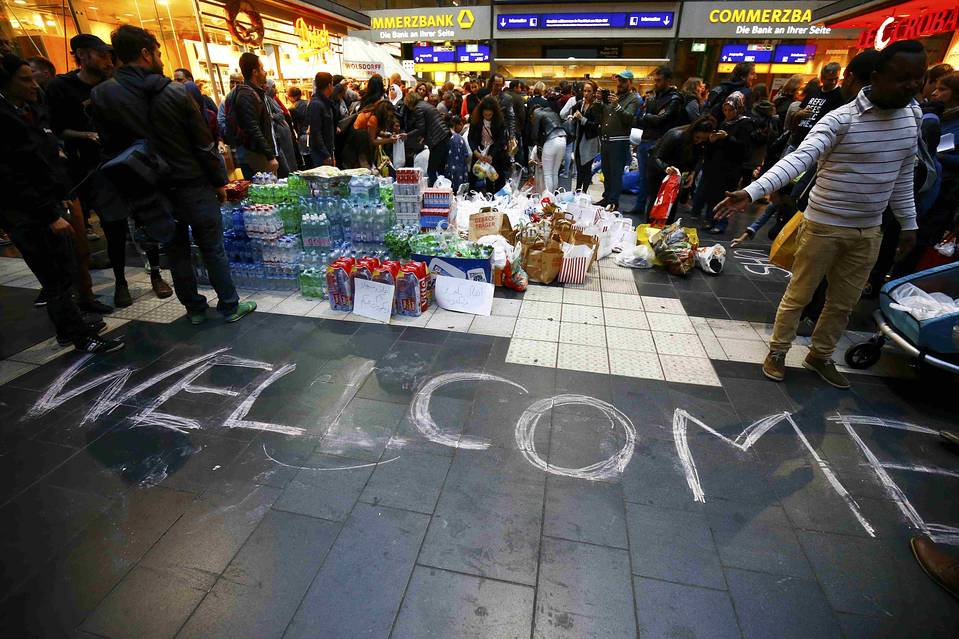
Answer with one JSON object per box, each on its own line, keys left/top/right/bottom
{"left": 0, "top": 0, "right": 360, "bottom": 102}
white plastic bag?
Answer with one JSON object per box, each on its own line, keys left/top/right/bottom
{"left": 615, "top": 244, "right": 655, "bottom": 269}
{"left": 889, "top": 283, "right": 959, "bottom": 320}
{"left": 413, "top": 148, "right": 429, "bottom": 174}
{"left": 695, "top": 244, "right": 726, "bottom": 275}
{"left": 476, "top": 234, "right": 513, "bottom": 269}
{"left": 392, "top": 137, "right": 406, "bottom": 168}
{"left": 434, "top": 175, "right": 452, "bottom": 189}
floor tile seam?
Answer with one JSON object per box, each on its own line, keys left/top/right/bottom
{"left": 541, "top": 530, "right": 630, "bottom": 552}
{"left": 383, "top": 435, "right": 462, "bottom": 639}
{"left": 408, "top": 560, "right": 538, "bottom": 590}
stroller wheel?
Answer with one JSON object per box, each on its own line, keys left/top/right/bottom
{"left": 845, "top": 341, "right": 883, "bottom": 369}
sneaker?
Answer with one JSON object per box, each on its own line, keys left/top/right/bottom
{"left": 33, "top": 290, "right": 47, "bottom": 307}
{"left": 151, "top": 273, "right": 173, "bottom": 299}
{"left": 73, "top": 335, "right": 124, "bottom": 354}
{"left": 188, "top": 310, "right": 208, "bottom": 326}
{"left": 224, "top": 300, "right": 256, "bottom": 323}
{"left": 796, "top": 317, "right": 816, "bottom": 338}
{"left": 79, "top": 298, "right": 114, "bottom": 315}
{"left": 762, "top": 350, "right": 787, "bottom": 382}
{"left": 803, "top": 355, "right": 850, "bottom": 389}
{"left": 57, "top": 318, "right": 107, "bottom": 346}
{"left": 114, "top": 282, "right": 133, "bottom": 307}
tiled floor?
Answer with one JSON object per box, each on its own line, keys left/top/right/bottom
{"left": 0, "top": 237, "right": 955, "bottom": 639}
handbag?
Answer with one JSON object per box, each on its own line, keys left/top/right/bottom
{"left": 769, "top": 211, "right": 803, "bottom": 270}
{"left": 100, "top": 139, "right": 170, "bottom": 192}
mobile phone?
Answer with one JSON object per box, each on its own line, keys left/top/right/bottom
{"left": 600, "top": 89, "right": 610, "bottom": 104}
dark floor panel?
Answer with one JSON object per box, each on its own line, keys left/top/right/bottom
{"left": 0, "top": 286, "right": 55, "bottom": 358}
{"left": 175, "top": 510, "right": 340, "bottom": 639}
{"left": 390, "top": 566, "right": 535, "bottom": 639}
{"left": 633, "top": 577, "right": 741, "bottom": 639}
{"left": 283, "top": 503, "right": 430, "bottom": 639}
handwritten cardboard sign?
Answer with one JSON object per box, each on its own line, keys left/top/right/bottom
{"left": 353, "top": 278, "right": 395, "bottom": 323}
{"left": 435, "top": 275, "right": 493, "bottom": 316}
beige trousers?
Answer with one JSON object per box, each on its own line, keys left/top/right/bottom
{"left": 770, "top": 219, "right": 883, "bottom": 360}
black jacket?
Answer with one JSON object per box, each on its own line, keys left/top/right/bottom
{"left": 529, "top": 107, "right": 565, "bottom": 148}
{"left": 408, "top": 100, "right": 451, "bottom": 149}
{"left": 649, "top": 126, "right": 704, "bottom": 177}
{"left": 290, "top": 98, "right": 309, "bottom": 138}
{"left": 91, "top": 65, "right": 227, "bottom": 188}
{"left": 467, "top": 119, "right": 509, "bottom": 169}
{"left": 228, "top": 81, "right": 276, "bottom": 159}
{"left": 509, "top": 90, "right": 527, "bottom": 140}
{"left": 0, "top": 99, "right": 70, "bottom": 227}
{"left": 636, "top": 87, "right": 684, "bottom": 142}
{"left": 308, "top": 93, "right": 335, "bottom": 165}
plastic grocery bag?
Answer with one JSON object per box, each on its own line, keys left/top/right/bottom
{"left": 890, "top": 283, "right": 959, "bottom": 320}
{"left": 414, "top": 148, "right": 429, "bottom": 174}
{"left": 434, "top": 175, "right": 452, "bottom": 189}
{"left": 392, "top": 137, "right": 406, "bottom": 169}
{"left": 769, "top": 211, "right": 802, "bottom": 270}
{"left": 695, "top": 244, "right": 726, "bottom": 275}
{"left": 652, "top": 220, "right": 698, "bottom": 275}
{"left": 614, "top": 244, "right": 655, "bottom": 269}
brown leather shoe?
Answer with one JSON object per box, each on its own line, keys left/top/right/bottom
{"left": 911, "top": 536, "right": 959, "bottom": 600}
{"left": 151, "top": 273, "right": 173, "bottom": 299}
{"left": 762, "top": 350, "right": 786, "bottom": 382}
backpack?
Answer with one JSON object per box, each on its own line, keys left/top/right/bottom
{"left": 915, "top": 113, "right": 941, "bottom": 215}
{"left": 222, "top": 85, "right": 253, "bottom": 148}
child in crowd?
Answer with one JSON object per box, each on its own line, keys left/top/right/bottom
{"left": 445, "top": 116, "right": 471, "bottom": 193}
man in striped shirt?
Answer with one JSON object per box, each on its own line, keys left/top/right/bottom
{"left": 715, "top": 40, "right": 927, "bottom": 389}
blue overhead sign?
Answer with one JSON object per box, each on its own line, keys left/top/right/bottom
{"left": 497, "top": 11, "right": 674, "bottom": 30}
{"left": 456, "top": 44, "right": 490, "bottom": 63}
{"left": 498, "top": 14, "right": 539, "bottom": 30}
{"left": 413, "top": 45, "right": 455, "bottom": 64}
{"left": 774, "top": 44, "right": 817, "bottom": 64}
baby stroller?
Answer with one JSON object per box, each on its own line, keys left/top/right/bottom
{"left": 845, "top": 261, "right": 959, "bottom": 374}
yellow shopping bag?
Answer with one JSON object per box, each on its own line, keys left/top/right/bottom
{"left": 769, "top": 212, "right": 803, "bottom": 271}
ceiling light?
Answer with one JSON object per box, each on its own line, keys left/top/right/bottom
{"left": 14, "top": 0, "right": 27, "bottom": 5}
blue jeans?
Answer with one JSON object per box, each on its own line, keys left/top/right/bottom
{"left": 601, "top": 140, "right": 631, "bottom": 206}
{"left": 748, "top": 203, "right": 778, "bottom": 237}
{"left": 632, "top": 140, "right": 654, "bottom": 212}
{"left": 164, "top": 185, "right": 239, "bottom": 315}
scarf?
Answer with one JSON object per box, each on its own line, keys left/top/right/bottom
{"left": 482, "top": 120, "right": 493, "bottom": 148}
{"left": 725, "top": 91, "right": 746, "bottom": 120}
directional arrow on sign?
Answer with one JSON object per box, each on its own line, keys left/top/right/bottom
{"left": 499, "top": 17, "right": 506, "bottom": 27}
{"left": 664, "top": 15, "right": 671, "bottom": 26}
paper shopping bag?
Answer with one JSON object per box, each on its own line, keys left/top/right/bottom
{"left": 558, "top": 243, "right": 593, "bottom": 284}
{"left": 769, "top": 212, "right": 803, "bottom": 271}
{"left": 523, "top": 244, "right": 564, "bottom": 284}
{"left": 469, "top": 208, "right": 514, "bottom": 243}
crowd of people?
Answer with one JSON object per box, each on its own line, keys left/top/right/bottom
{"left": 0, "top": 23, "right": 957, "bottom": 369}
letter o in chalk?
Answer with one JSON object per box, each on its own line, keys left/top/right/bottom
{"left": 515, "top": 395, "right": 637, "bottom": 481}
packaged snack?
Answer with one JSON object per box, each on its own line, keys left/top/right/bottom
{"left": 395, "top": 261, "right": 431, "bottom": 316}
{"left": 326, "top": 257, "right": 356, "bottom": 311}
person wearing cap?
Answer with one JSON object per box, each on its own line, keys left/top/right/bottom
{"left": 596, "top": 70, "right": 641, "bottom": 209}
{"left": 43, "top": 34, "right": 127, "bottom": 314}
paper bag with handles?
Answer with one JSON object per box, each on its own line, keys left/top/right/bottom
{"left": 469, "top": 207, "right": 514, "bottom": 243}
{"left": 523, "top": 243, "right": 564, "bottom": 284}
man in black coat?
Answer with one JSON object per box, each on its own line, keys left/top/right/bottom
{"left": 0, "top": 54, "right": 123, "bottom": 353}
{"left": 91, "top": 25, "right": 254, "bottom": 324}
{"left": 226, "top": 52, "right": 278, "bottom": 178}
{"left": 308, "top": 72, "right": 335, "bottom": 167}
{"left": 404, "top": 92, "right": 452, "bottom": 186}
{"left": 631, "top": 66, "right": 685, "bottom": 214}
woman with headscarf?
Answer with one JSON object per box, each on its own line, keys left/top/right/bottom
{"left": 700, "top": 91, "right": 754, "bottom": 234}
{"left": 264, "top": 79, "right": 300, "bottom": 175}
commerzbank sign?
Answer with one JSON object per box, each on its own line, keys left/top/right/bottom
{"left": 351, "top": 7, "right": 491, "bottom": 43}
{"left": 679, "top": 1, "right": 860, "bottom": 39}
